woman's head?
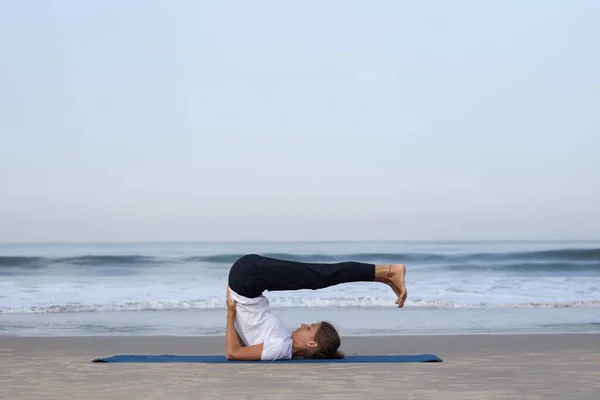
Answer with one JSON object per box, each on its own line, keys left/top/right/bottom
{"left": 291, "top": 321, "right": 344, "bottom": 359}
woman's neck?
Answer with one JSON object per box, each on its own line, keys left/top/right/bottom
{"left": 291, "top": 341, "right": 305, "bottom": 357}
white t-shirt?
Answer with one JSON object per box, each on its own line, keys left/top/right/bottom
{"left": 229, "top": 289, "right": 292, "bottom": 361}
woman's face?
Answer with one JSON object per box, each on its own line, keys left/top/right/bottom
{"left": 291, "top": 322, "right": 321, "bottom": 345}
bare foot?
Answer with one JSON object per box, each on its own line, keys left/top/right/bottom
{"left": 387, "top": 264, "right": 407, "bottom": 308}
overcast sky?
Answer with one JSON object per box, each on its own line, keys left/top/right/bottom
{"left": 1, "top": 0, "right": 599, "bottom": 242}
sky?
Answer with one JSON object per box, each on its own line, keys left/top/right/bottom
{"left": 0, "top": 0, "right": 599, "bottom": 242}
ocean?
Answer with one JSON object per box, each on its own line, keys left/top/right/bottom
{"left": 1, "top": 241, "right": 599, "bottom": 337}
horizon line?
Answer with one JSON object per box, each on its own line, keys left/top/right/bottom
{"left": 1, "top": 239, "right": 599, "bottom": 245}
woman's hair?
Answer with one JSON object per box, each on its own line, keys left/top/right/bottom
{"left": 310, "top": 321, "right": 345, "bottom": 359}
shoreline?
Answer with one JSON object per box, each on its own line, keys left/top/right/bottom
{"left": 3, "top": 306, "right": 599, "bottom": 338}
{"left": 2, "top": 330, "right": 600, "bottom": 338}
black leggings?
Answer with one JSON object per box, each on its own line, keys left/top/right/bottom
{"left": 228, "top": 254, "right": 376, "bottom": 298}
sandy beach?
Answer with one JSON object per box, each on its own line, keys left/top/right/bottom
{"left": 0, "top": 333, "right": 598, "bottom": 399}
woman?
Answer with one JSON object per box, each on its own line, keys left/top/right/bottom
{"left": 225, "top": 253, "right": 407, "bottom": 361}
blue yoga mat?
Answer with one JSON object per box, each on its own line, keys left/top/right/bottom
{"left": 92, "top": 354, "right": 442, "bottom": 363}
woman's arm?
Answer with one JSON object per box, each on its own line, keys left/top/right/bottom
{"left": 225, "top": 286, "right": 264, "bottom": 361}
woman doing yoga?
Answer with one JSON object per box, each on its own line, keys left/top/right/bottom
{"left": 225, "top": 254, "right": 408, "bottom": 361}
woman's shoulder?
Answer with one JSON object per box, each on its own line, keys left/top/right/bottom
{"left": 261, "top": 335, "right": 293, "bottom": 361}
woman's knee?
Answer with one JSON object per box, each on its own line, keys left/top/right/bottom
{"left": 228, "top": 254, "right": 263, "bottom": 297}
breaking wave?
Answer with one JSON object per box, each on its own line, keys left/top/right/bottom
{"left": 2, "top": 248, "right": 599, "bottom": 274}
{"left": 2, "top": 298, "right": 599, "bottom": 314}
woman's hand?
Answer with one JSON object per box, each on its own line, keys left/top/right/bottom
{"left": 226, "top": 285, "right": 237, "bottom": 315}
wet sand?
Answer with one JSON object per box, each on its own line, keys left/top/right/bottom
{"left": 1, "top": 334, "right": 599, "bottom": 399}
